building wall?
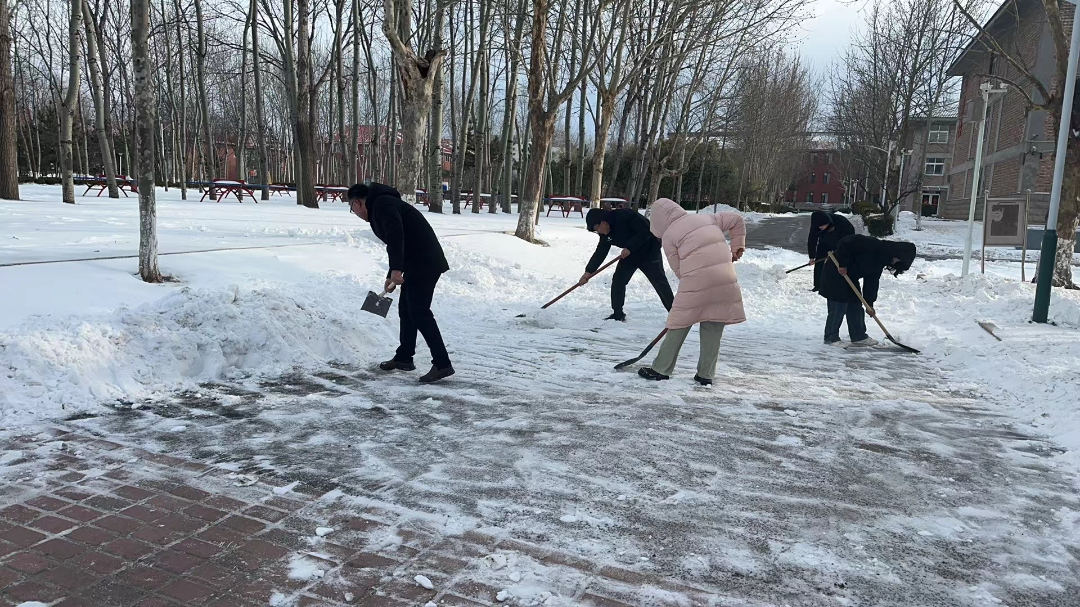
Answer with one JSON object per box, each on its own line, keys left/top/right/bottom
{"left": 784, "top": 150, "right": 847, "bottom": 207}
{"left": 943, "top": 1, "right": 1073, "bottom": 224}
{"left": 901, "top": 119, "right": 957, "bottom": 215}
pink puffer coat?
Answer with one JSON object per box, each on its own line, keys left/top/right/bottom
{"left": 649, "top": 198, "right": 746, "bottom": 329}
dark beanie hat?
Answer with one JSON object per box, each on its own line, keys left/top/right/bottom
{"left": 586, "top": 209, "right": 612, "bottom": 232}
{"left": 884, "top": 240, "right": 918, "bottom": 274}
{"left": 347, "top": 183, "right": 369, "bottom": 201}
{"left": 810, "top": 210, "right": 834, "bottom": 229}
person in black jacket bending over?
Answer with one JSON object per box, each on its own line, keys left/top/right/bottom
{"left": 819, "top": 234, "right": 917, "bottom": 348}
{"left": 579, "top": 208, "right": 674, "bottom": 321}
{"left": 348, "top": 183, "right": 454, "bottom": 383}
{"left": 807, "top": 211, "right": 855, "bottom": 292}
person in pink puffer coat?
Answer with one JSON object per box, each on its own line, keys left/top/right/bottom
{"left": 637, "top": 198, "right": 746, "bottom": 385}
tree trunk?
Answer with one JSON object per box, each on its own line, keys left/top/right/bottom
{"left": 295, "top": 0, "right": 319, "bottom": 208}
{"left": 588, "top": 91, "right": 616, "bottom": 208}
{"left": 60, "top": 0, "right": 82, "bottom": 204}
{"left": 131, "top": 0, "right": 161, "bottom": 282}
{"left": 82, "top": 0, "right": 119, "bottom": 197}
{"left": 250, "top": 0, "right": 270, "bottom": 198}
{"left": 383, "top": 0, "right": 447, "bottom": 206}
{"left": 0, "top": 0, "right": 19, "bottom": 200}
{"left": 427, "top": 2, "right": 446, "bottom": 212}
{"left": 174, "top": 0, "right": 187, "bottom": 199}
{"left": 350, "top": 0, "right": 360, "bottom": 183}
{"left": 1053, "top": 132, "right": 1080, "bottom": 287}
{"left": 239, "top": 3, "right": 251, "bottom": 186}
{"left": 194, "top": 0, "right": 217, "bottom": 199}
{"left": 514, "top": 0, "right": 552, "bottom": 242}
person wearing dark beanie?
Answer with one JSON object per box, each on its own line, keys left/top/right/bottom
{"left": 580, "top": 207, "right": 673, "bottom": 321}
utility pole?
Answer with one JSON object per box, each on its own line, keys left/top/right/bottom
{"left": 962, "top": 82, "right": 1008, "bottom": 277}
{"left": 1033, "top": 0, "right": 1080, "bottom": 321}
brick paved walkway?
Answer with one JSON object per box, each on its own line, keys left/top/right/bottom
{"left": 0, "top": 428, "right": 710, "bottom": 606}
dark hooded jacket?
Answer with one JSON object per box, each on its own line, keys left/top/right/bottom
{"left": 366, "top": 183, "right": 449, "bottom": 277}
{"left": 808, "top": 211, "right": 856, "bottom": 290}
{"left": 819, "top": 235, "right": 917, "bottom": 305}
{"left": 584, "top": 208, "right": 660, "bottom": 273}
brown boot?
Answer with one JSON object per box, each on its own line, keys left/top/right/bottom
{"left": 418, "top": 365, "right": 455, "bottom": 383}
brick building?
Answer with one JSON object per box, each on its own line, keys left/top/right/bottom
{"left": 899, "top": 117, "right": 957, "bottom": 216}
{"left": 784, "top": 147, "right": 848, "bottom": 209}
{"left": 942, "top": 0, "right": 1070, "bottom": 223}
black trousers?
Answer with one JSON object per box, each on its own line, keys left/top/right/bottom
{"left": 393, "top": 272, "right": 451, "bottom": 369}
{"left": 610, "top": 247, "right": 675, "bottom": 314}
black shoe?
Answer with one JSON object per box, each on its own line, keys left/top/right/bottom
{"left": 605, "top": 312, "right": 627, "bottom": 322}
{"left": 694, "top": 375, "right": 712, "bottom": 386}
{"left": 419, "top": 365, "right": 455, "bottom": 383}
{"left": 637, "top": 367, "right": 669, "bottom": 381}
{"left": 379, "top": 359, "right": 415, "bottom": 371}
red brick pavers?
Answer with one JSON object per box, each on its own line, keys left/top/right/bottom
{"left": 0, "top": 429, "right": 710, "bottom": 606}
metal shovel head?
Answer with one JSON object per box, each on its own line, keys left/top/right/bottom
{"left": 362, "top": 290, "right": 393, "bottom": 317}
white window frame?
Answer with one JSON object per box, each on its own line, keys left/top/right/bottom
{"left": 928, "top": 126, "right": 949, "bottom": 144}
{"left": 925, "top": 157, "right": 945, "bottom": 176}
{"left": 806, "top": 191, "right": 814, "bottom": 203}
{"left": 821, "top": 192, "right": 829, "bottom": 204}
{"left": 823, "top": 172, "right": 830, "bottom": 185}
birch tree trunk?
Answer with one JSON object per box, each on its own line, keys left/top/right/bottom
{"left": 383, "top": 0, "right": 447, "bottom": 205}
{"left": 131, "top": 0, "right": 160, "bottom": 282}
{"left": 60, "top": 0, "right": 82, "bottom": 204}
{"left": 427, "top": 1, "right": 446, "bottom": 212}
{"left": 82, "top": 0, "right": 118, "bottom": 197}
{"left": 0, "top": 0, "right": 18, "bottom": 200}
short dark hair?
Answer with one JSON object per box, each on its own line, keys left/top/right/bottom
{"left": 347, "top": 183, "right": 368, "bottom": 202}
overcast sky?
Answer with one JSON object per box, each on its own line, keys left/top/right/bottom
{"left": 794, "top": 0, "right": 870, "bottom": 72}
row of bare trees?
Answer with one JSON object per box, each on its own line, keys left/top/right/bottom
{"left": 1, "top": 0, "right": 815, "bottom": 227}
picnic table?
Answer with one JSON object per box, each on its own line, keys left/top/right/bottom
{"left": 269, "top": 183, "right": 292, "bottom": 196}
{"left": 315, "top": 185, "right": 349, "bottom": 202}
{"left": 76, "top": 175, "right": 138, "bottom": 197}
{"left": 189, "top": 180, "right": 260, "bottom": 203}
{"left": 546, "top": 195, "right": 586, "bottom": 217}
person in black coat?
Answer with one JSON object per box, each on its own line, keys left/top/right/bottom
{"left": 807, "top": 211, "right": 855, "bottom": 292}
{"left": 348, "top": 183, "right": 454, "bottom": 383}
{"left": 819, "top": 234, "right": 917, "bottom": 347}
{"left": 579, "top": 208, "right": 674, "bottom": 321}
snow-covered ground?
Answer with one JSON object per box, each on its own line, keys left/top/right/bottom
{"left": 2, "top": 186, "right": 1080, "bottom": 604}
{"left": 891, "top": 211, "right": 1080, "bottom": 267}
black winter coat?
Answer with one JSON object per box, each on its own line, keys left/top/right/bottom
{"left": 366, "top": 183, "right": 450, "bottom": 277}
{"left": 819, "top": 235, "right": 917, "bottom": 305}
{"left": 807, "top": 211, "right": 855, "bottom": 290}
{"left": 585, "top": 209, "right": 660, "bottom": 273}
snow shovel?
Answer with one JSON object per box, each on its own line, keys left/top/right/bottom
{"left": 786, "top": 258, "right": 825, "bottom": 274}
{"left": 827, "top": 252, "right": 919, "bottom": 354}
{"left": 361, "top": 289, "right": 393, "bottom": 318}
{"left": 614, "top": 328, "right": 669, "bottom": 370}
{"left": 515, "top": 256, "right": 622, "bottom": 317}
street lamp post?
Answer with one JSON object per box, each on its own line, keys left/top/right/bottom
{"left": 895, "top": 149, "right": 912, "bottom": 223}
{"left": 962, "top": 81, "right": 1008, "bottom": 277}
{"left": 1033, "top": 0, "right": 1080, "bottom": 322}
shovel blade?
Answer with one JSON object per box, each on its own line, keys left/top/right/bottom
{"left": 362, "top": 290, "right": 393, "bottom": 317}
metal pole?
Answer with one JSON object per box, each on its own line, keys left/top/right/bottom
{"left": 1033, "top": 1, "right": 1080, "bottom": 322}
{"left": 962, "top": 87, "right": 991, "bottom": 277}
{"left": 895, "top": 152, "right": 907, "bottom": 224}
{"left": 880, "top": 142, "right": 892, "bottom": 211}
{"left": 1022, "top": 191, "right": 1030, "bottom": 283}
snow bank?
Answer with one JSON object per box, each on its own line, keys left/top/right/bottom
{"left": 693, "top": 203, "right": 769, "bottom": 224}
{"left": 0, "top": 273, "right": 394, "bottom": 423}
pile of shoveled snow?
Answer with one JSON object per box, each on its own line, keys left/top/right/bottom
{"left": 0, "top": 273, "right": 394, "bottom": 424}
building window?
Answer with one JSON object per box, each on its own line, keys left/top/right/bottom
{"left": 929, "top": 125, "right": 949, "bottom": 143}
{"left": 810, "top": 172, "right": 816, "bottom": 184}
{"left": 821, "top": 193, "right": 829, "bottom": 204}
{"left": 823, "top": 172, "right": 830, "bottom": 185}
{"left": 806, "top": 192, "right": 814, "bottom": 203}
{"left": 925, "top": 157, "right": 945, "bottom": 175}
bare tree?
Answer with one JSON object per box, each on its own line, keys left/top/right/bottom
{"left": 193, "top": 0, "right": 217, "bottom": 198}
{"left": 515, "top": 0, "right": 599, "bottom": 242}
{"left": 383, "top": 0, "right": 446, "bottom": 205}
{"left": 60, "top": 0, "right": 82, "bottom": 204}
{"left": 131, "top": 0, "right": 160, "bottom": 282}
{"left": 0, "top": 0, "right": 17, "bottom": 199}
{"left": 427, "top": 0, "right": 447, "bottom": 212}
{"left": 82, "top": 0, "right": 119, "bottom": 197}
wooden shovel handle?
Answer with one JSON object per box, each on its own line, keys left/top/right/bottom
{"left": 541, "top": 256, "right": 622, "bottom": 309}
{"left": 786, "top": 258, "right": 826, "bottom": 273}
{"left": 827, "top": 252, "right": 893, "bottom": 339}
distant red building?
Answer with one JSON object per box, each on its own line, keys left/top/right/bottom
{"left": 784, "top": 148, "right": 848, "bottom": 208}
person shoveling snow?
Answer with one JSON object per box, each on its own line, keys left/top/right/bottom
{"left": 348, "top": 182, "right": 455, "bottom": 383}
{"left": 634, "top": 198, "right": 746, "bottom": 386}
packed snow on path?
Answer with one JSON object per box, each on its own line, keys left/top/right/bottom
{"left": 2, "top": 186, "right": 1080, "bottom": 605}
